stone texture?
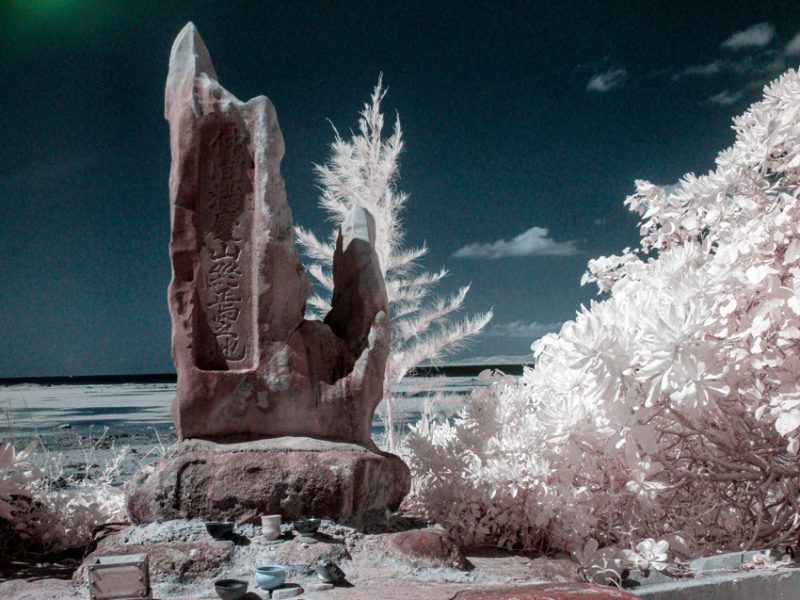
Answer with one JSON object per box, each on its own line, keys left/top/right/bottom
{"left": 352, "top": 527, "right": 467, "bottom": 570}
{"left": 165, "top": 22, "right": 390, "bottom": 446}
{"left": 307, "top": 582, "right": 335, "bottom": 591}
{"left": 271, "top": 583, "right": 304, "bottom": 598}
{"left": 74, "top": 540, "right": 234, "bottom": 585}
{"left": 266, "top": 536, "right": 351, "bottom": 571}
{"left": 452, "top": 584, "right": 639, "bottom": 599}
{"left": 389, "top": 527, "right": 466, "bottom": 569}
{"left": 464, "top": 548, "right": 581, "bottom": 584}
{"left": 126, "top": 437, "right": 410, "bottom": 523}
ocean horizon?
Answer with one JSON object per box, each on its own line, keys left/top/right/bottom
{"left": 0, "top": 364, "right": 526, "bottom": 443}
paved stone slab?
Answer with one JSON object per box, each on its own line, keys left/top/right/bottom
{"left": 453, "top": 583, "right": 638, "bottom": 599}
{"left": 307, "top": 581, "right": 335, "bottom": 591}
{"left": 352, "top": 526, "right": 467, "bottom": 570}
{"left": 271, "top": 583, "right": 304, "bottom": 598}
{"left": 630, "top": 566, "right": 800, "bottom": 599}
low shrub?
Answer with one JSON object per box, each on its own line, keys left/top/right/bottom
{"left": 404, "top": 69, "right": 800, "bottom": 578}
{"left": 0, "top": 430, "right": 128, "bottom": 558}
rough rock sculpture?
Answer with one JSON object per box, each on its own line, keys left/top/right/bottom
{"left": 165, "top": 22, "right": 390, "bottom": 445}
{"left": 126, "top": 23, "right": 409, "bottom": 523}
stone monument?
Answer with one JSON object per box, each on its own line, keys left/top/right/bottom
{"left": 126, "top": 23, "right": 410, "bottom": 523}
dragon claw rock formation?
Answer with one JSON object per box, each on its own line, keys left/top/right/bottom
{"left": 126, "top": 23, "right": 410, "bottom": 523}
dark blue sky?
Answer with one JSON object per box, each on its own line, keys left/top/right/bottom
{"left": 2, "top": 0, "right": 800, "bottom": 377}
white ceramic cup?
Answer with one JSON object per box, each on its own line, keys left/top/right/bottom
{"left": 261, "top": 514, "right": 281, "bottom": 540}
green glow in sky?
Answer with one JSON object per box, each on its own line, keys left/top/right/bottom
{"left": 2, "top": 0, "right": 123, "bottom": 54}
{"left": 15, "top": 0, "right": 76, "bottom": 16}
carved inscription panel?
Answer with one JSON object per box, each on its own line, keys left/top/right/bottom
{"left": 194, "top": 117, "right": 255, "bottom": 370}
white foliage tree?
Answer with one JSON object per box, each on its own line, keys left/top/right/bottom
{"left": 404, "top": 69, "right": 800, "bottom": 564}
{"left": 296, "top": 78, "right": 492, "bottom": 450}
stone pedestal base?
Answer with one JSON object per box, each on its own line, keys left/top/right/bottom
{"left": 125, "top": 437, "right": 410, "bottom": 524}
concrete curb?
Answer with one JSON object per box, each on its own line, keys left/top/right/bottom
{"left": 626, "top": 551, "right": 800, "bottom": 599}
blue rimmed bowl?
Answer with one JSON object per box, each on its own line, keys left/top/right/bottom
{"left": 255, "top": 565, "right": 286, "bottom": 590}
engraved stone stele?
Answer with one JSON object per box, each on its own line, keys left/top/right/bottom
{"left": 125, "top": 22, "right": 410, "bottom": 524}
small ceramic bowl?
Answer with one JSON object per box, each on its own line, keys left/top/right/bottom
{"left": 293, "top": 517, "right": 321, "bottom": 535}
{"left": 205, "top": 521, "right": 235, "bottom": 539}
{"left": 214, "top": 578, "right": 248, "bottom": 600}
{"left": 255, "top": 565, "right": 287, "bottom": 590}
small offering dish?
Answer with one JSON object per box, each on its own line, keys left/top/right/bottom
{"left": 214, "top": 578, "right": 248, "bottom": 600}
{"left": 205, "top": 521, "right": 235, "bottom": 539}
{"left": 255, "top": 565, "right": 287, "bottom": 590}
{"left": 293, "top": 517, "right": 321, "bottom": 535}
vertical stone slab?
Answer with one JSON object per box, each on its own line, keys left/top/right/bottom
{"left": 165, "top": 23, "right": 301, "bottom": 438}
{"left": 165, "top": 23, "right": 390, "bottom": 446}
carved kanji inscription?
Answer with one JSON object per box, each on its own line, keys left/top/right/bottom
{"left": 194, "top": 118, "right": 254, "bottom": 370}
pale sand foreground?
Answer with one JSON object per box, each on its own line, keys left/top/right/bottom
{"left": 0, "top": 520, "right": 619, "bottom": 600}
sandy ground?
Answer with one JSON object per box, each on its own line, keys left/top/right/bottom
{"left": 0, "top": 518, "right": 590, "bottom": 600}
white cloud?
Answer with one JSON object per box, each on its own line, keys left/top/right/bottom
{"left": 671, "top": 61, "right": 722, "bottom": 81}
{"left": 484, "top": 320, "right": 563, "bottom": 340}
{"left": 721, "top": 23, "right": 775, "bottom": 51}
{"left": 453, "top": 226, "right": 580, "bottom": 259}
{"left": 586, "top": 66, "right": 627, "bottom": 92}
{"left": 695, "top": 53, "right": 788, "bottom": 108}
{"left": 708, "top": 90, "right": 743, "bottom": 106}
{"left": 663, "top": 23, "right": 792, "bottom": 108}
{"left": 786, "top": 31, "right": 800, "bottom": 56}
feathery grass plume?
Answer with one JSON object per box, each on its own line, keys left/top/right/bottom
{"left": 295, "top": 77, "right": 492, "bottom": 450}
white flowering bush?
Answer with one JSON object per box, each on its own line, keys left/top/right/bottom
{"left": 0, "top": 441, "right": 40, "bottom": 520}
{"left": 0, "top": 436, "right": 127, "bottom": 557}
{"left": 404, "top": 69, "right": 800, "bottom": 568}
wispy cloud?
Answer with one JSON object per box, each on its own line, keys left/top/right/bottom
{"left": 484, "top": 320, "right": 563, "bottom": 340}
{"left": 586, "top": 66, "right": 627, "bottom": 92}
{"left": 707, "top": 90, "right": 743, "bottom": 106}
{"left": 453, "top": 227, "right": 580, "bottom": 260}
{"left": 671, "top": 61, "right": 722, "bottom": 81}
{"left": 721, "top": 22, "right": 775, "bottom": 51}
{"left": 660, "top": 22, "right": 800, "bottom": 108}
{"left": 786, "top": 31, "right": 800, "bottom": 56}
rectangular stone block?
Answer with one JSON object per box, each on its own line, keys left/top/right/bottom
{"left": 86, "top": 553, "right": 150, "bottom": 600}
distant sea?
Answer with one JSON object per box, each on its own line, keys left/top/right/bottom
{"left": 0, "top": 363, "right": 529, "bottom": 440}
